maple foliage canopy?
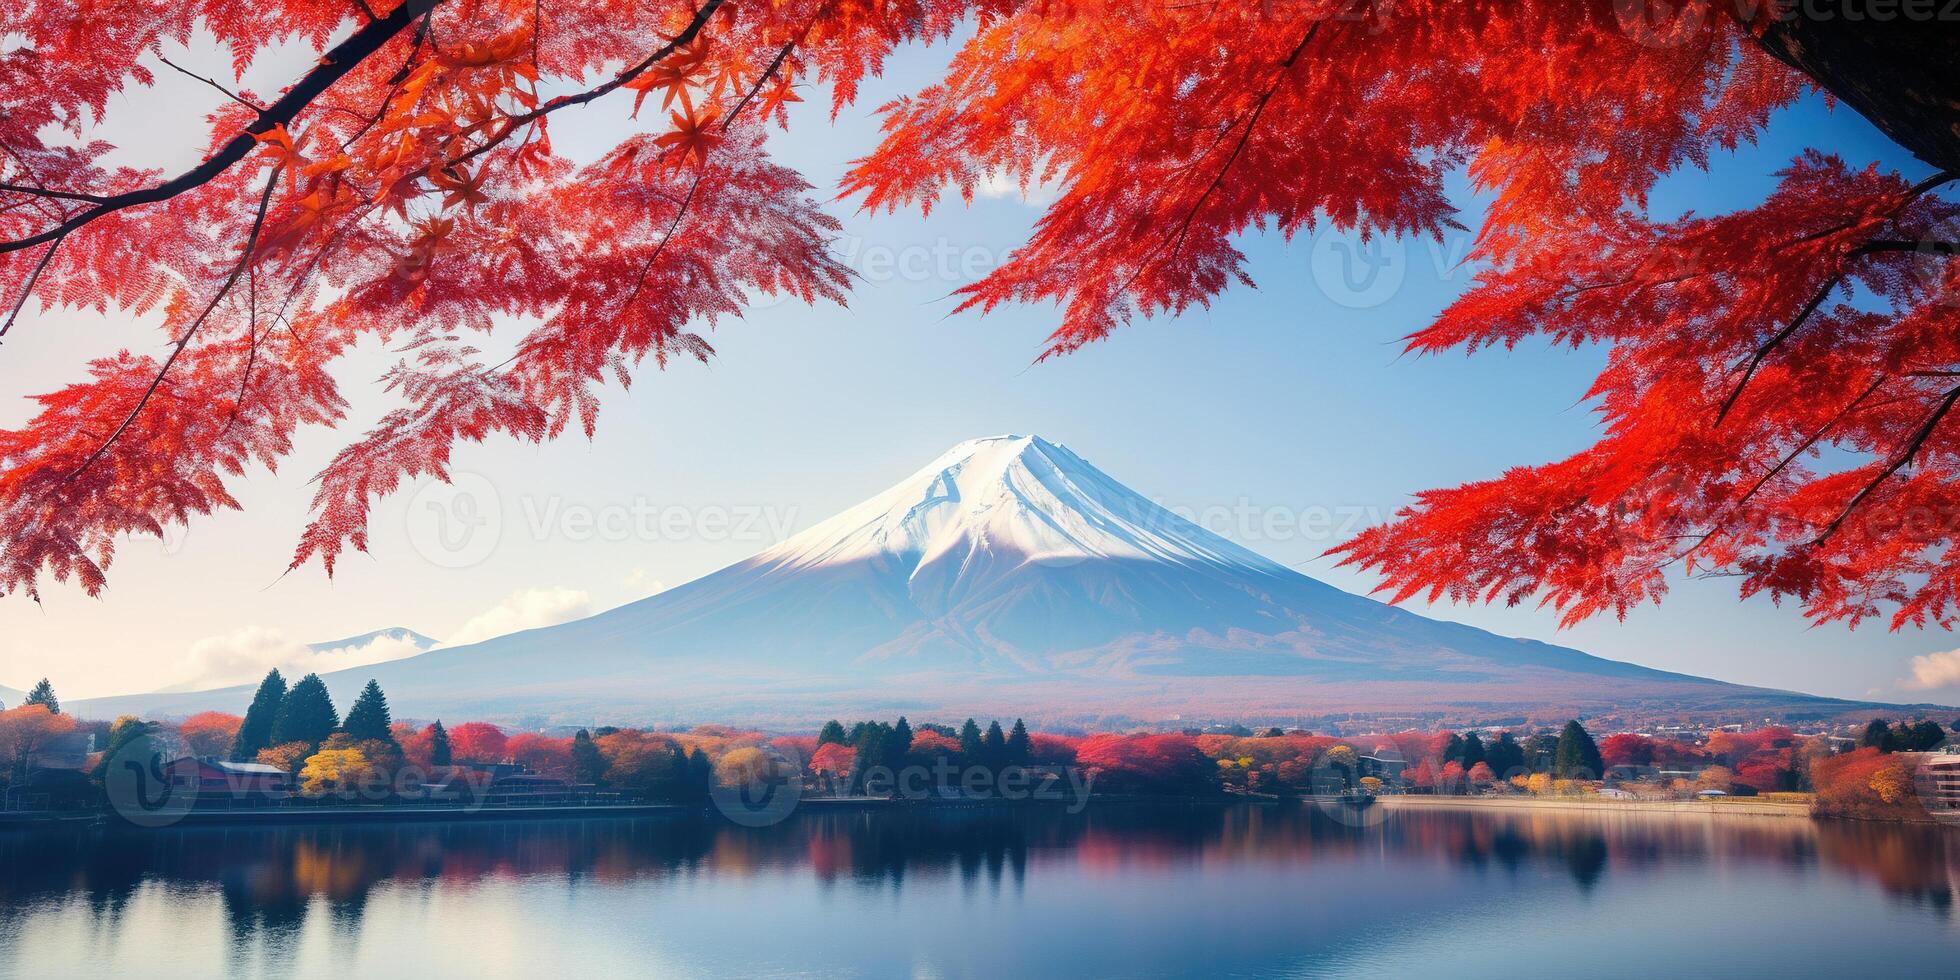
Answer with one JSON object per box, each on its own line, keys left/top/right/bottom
{"left": 2, "top": 1, "right": 1958, "bottom": 634}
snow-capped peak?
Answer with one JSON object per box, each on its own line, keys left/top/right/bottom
{"left": 756, "top": 434, "right": 1291, "bottom": 580}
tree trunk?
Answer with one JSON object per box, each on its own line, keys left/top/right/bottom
{"left": 1753, "top": 12, "right": 1960, "bottom": 175}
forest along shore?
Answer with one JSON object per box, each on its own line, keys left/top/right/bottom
{"left": 1376, "top": 794, "right": 1814, "bottom": 819}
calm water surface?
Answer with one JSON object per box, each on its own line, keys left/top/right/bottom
{"left": 2, "top": 805, "right": 1957, "bottom": 978}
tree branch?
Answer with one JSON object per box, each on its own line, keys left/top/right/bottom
{"left": 156, "top": 53, "right": 267, "bottom": 113}
{"left": 0, "top": 183, "right": 109, "bottom": 205}
{"left": 447, "top": 0, "right": 727, "bottom": 168}
{"left": 1160, "top": 22, "right": 1320, "bottom": 267}
{"left": 1813, "top": 383, "right": 1960, "bottom": 543}
{"left": 0, "top": 0, "right": 441, "bottom": 257}
{"left": 0, "top": 241, "right": 59, "bottom": 342}
{"left": 1716, "top": 236, "right": 1957, "bottom": 424}
{"left": 64, "top": 167, "right": 283, "bottom": 482}
{"left": 721, "top": 39, "right": 798, "bottom": 131}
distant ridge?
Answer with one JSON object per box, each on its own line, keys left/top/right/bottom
{"left": 309, "top": 627, "right": 439, "bottom": 654}
{"left": 69, "top": 436, "right": 1945, "bottom": 726}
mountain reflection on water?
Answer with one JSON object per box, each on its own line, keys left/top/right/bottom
{"left": 2, "top": 806, "right": 1956, "bottom": 977}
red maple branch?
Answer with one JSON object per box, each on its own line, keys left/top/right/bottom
{"left": 0, "top": 0, "right": 440, "bottom": 256}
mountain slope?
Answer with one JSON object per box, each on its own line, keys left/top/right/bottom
{"left": 72, "top": 436, "right": 1916, "bottom": 725}
{"left": 0, "top": 684, "right": 23, "bottom": 708}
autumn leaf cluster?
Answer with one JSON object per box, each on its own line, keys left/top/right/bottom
{"left": 3, "top": 1, "right": 1957, "bottom": 635}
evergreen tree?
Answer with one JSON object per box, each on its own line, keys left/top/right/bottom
{"left": 818, "top": 720, "right": 847, "bottom": 746}
{"left": 1484, "top": 732, "right": 1526, "bottom": 779}
{"left": 1525, "top": 732, "right": 1561, "bottom": 772}
{"left": 687, "top": 748, "right": 713, "bottom": 803}
{"left": 231, "top": 669, "right": 287, "bottom": 762}
{"left": 271, "top": 674, "right": 338, "bottom": 750}
{"left": 851, "top": 723, "right": 890, "bottom": 794}
{"left": 982, "top": 720, "right": 1007, "bottom": 768}
{"left": 23, "top": 679, "right": 57, "bottom": 715}
{"left": 342, "top": 680, "right": 395, "bottom": 743}
{"left": 572, "top": 729, "right": 605, "bottom": 785}
{"left": 1861, "top": 718, "right": 1893, "bottom": 752}
{"left": 1909, "top": 719, "right": 1949, "bottom": 751}
{"left": 1006, "top": 719, "right": 1031, "bottom": 765}
{"left": 1440, "top": 733, "right": 1466, "bottom": 767}
{"left": 1553, "top": 720, "right": 1603, "bottom": 779}
{"left": 428, "top": 720, "right": 453, "bottom": 766}
{"left": 886, "top": 716, "right": 914, "bottom": 771}
{"left": 1460, "top": 731, "right": 1486, "bottom": 769}
{"left": 959, "top": 718, "right": 983, "bottom": 757}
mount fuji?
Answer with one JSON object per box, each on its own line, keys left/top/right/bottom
{"left": 73, "top": 435, "right": 1901, "bottom": 725}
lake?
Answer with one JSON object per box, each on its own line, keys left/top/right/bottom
{"left": 1, "top": 804, "right": 1956, "bottom": 978}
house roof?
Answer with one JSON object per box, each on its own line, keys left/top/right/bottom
{"left": 188, "top": 758, "right": 288, "bottom": 775}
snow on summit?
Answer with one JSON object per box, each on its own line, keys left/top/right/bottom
{"left": 759, "top": 434, "right": 1290, "bottom": 578}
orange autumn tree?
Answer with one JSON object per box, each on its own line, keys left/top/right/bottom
{"left": 3, "top": 1, "right": 1959, "bottom": 634}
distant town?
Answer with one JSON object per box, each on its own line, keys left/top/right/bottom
{"left": 4, "top": 671, "right": 1959, "bottom": 827}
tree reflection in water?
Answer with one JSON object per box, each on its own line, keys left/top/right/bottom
{"left": 1, "top": 806, "right": 1955, "bottom": 963}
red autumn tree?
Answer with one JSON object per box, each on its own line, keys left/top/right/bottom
{"left": 444, "top": 721, "right": 507, "bottom": 763}
{"left": 504, "top": 731, "right": 572, "bottom": 776}
{"left": 177, "top": 710, "right": 245, "bottom": 757}
{"left": 905, "top": 729, "right": 962, "bottom": 760}
{"left": 1811, "top": 746, "right": 1923, "bottom": 818}
{"left": 1024, "top": 732, "right": 1080, "bottom": 765}
{"left": 1598, "top": 733, "right": 1653, "bottom": 769}
{"left": 808, "top": 741, "right": 855, "bottom": 777}
{"left": 1074, "top": 733, "right": 1215, "bottom": 794}
{"left": 2, "top": 1, "right": 1956, "bottom": 633}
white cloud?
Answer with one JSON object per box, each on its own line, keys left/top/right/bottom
{"left": 1903, "top": 648, "right": 1960, "bottom": 691}
{"left": 443, "top": 587, "right": 593, "bottom": 648}
{"left": 972, "top": 169, "right": 1061, "bottom": 207}
{"left": 171, "top": 627, "right": 425, "bottom": 691}
{"left": 623, "top": 567, "right": 667, "bottom": 598}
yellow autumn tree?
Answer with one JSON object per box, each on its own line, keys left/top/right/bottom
{"left": 298, "top": 747, "right": 374, "bottom": 798}
{"left": 1868, "top": 764, "right": 1915, "bottom": 806}
{"left": 715, "top": 747, "right": 778, "bottom": 789}
{"left": 256, "top": 742, "right": 312, "bottom": 773}
{"left": 1696, "top": 766, "right": 1735, "bottom": 793}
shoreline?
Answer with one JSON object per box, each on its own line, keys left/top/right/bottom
{"left": 1374, "top": 794, "right": 1813, "bottom": 818}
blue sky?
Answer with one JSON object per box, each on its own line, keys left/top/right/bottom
{"left": 2, "top": 27, "right": 1955, "bottom": 706}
